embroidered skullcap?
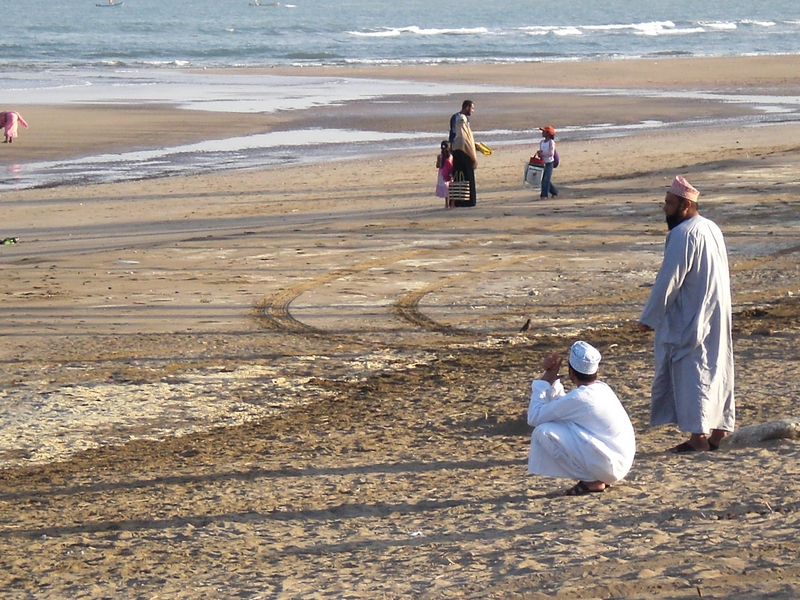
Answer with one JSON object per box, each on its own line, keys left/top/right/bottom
{"left": 569, "top": 341, "right": 601, "bottom": 375}
{"left": 669, "top": 176, "right": 700, "bottom": 203}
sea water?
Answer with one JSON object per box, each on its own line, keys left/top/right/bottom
{"left": 2, "top": 0, "right": 800, "bottom": 189}
{"left": 6, "top": 0, "right": 800, "bottom": 69}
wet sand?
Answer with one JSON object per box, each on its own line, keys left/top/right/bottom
{"left": 1, "top": 57, "right": 800, "bottom": 598}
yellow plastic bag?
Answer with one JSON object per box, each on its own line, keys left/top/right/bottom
{"left": 476, "top": 142, "right": 492, "bottom": 156}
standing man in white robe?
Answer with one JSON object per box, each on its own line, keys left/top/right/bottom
{"left": 450, "top": 100, "right": 478, "bottom": 207}
{"left": 527, "top": 341, "right": 636, "bottom": 496}
{"left": 639, "top": 176, "right": 735, "bottom": 453}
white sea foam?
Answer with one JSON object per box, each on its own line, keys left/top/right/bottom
{"left": 553, "top": 27, "right": 583, "bottom": 37}
{"left": 348, "top": 26, "right": 489, "bottom": 38}
{"left": 348, "top": 29, "right": 401, "bottom": 38}
{"left": 519, "top": 25, "right": 562, "bottom": 32}
{"left": 740, "top": 20, "right": 776, "bottom": 27}
{"left": 698, "top": 21, "right": 738, "bottom": 30}
{"left": 4, "top": 81, "right": 93, "bottom": 92}
{"left": 652, "top": 27, "right": 707, "bottom": 36}
{"left": 140, "top": 60, "right": 192, "bottom": 67}
{"left": 518, "top": 20, "right": 712, "bottom": 38}
{"left": 631, "top": 21, "right": 677, "bottom": 36}
{"left": 582, "top": 21, "right": 674, "bottom": 32}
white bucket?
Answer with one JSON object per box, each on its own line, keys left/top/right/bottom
{"left": 524, "top": 163, "right": 544, "bottom": 187}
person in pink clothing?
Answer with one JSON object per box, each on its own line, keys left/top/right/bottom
{"left": 1, "top": 111, "right": 29, "bottom": 144}
{"left": 435, "top": 140, "right": 454, "bottom": 208}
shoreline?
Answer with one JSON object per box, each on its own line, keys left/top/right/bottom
{"left": 4, "top": 55, "right": 800, "bottom": 188}
{"left": 230, "top": 54, "right": 800, "bottom": 89}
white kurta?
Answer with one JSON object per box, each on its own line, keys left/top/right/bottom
{"left": 527, "top": 379, "right": 636, "bottom": 483}
{"left": 640, "top": 215, "right": 735, "bottom": 433}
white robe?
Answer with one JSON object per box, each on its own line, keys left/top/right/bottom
{"left": 640, "top": 215, "right": 735, "bottom": 433}
{"left": 527, "top": 379, "right": 636, "bottom": 483}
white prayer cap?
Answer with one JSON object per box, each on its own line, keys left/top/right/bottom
{"left": 569, "top": 341, "right": 601, "bottom": 375}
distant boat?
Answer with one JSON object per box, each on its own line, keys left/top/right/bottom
{"left": 96, "top": 1, "right": 124, "bottom": 6}
{"left": 250, "top": 1, "right": 280, "bottom": 5}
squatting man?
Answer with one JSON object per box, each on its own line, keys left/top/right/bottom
{"left": 526, "top": 341, "right": 636, "bottom": 496}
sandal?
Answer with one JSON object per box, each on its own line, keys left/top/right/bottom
{"left": 563, "top": 481, "right": 605, "bottom": 496}
{"left": 669, "top": 441, "right": 699, "bottom": 453}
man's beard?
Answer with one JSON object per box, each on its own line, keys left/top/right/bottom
{"left": 666, "top": 213, "right": 681, "bottom": 230}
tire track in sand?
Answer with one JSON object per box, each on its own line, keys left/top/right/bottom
{"left": 392, "top": 255, "right": 532, "bottom": 335}
{"left": 256, "top": 241, "right": 800, "bottom": 337}
{"left": 255, "top": 249, "right": 428, "bottom": 335}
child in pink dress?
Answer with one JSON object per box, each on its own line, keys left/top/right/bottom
{"left": 435, "top": 140, "right": 454, "bottom": 208}
{"left": 1, "top": 111, "right": 28, "bottom": 144}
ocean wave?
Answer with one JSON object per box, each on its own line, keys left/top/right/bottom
{"left": 645, "top": 26, "right": 706, "bottom": 36}
{"left": 647, "top": 50, "right": 694, "bottom": 57}
{"left": 739, "top": 20, "right": 776, "bottom": 27}
{"left": 342, "top": 56, "right": 477, "bottom": 66}
{"left": 283, "top": 51, "right": 343, "bottom": 60}
{"left": 517, "top": 19, "right": 776, "bottom": 39}
{"left": 348, "top": 26, "right": 489, "bottom": 38}
{"left": 519, "top": 20, "right": 711, "bottom": 37}
{"left": 348, "top": 29, "right": 400, "bottom": 38}
{"left": 631, "top": 22, "right": 707, "bottom": 36}
{"left": 140, "top": 60, "right": 192, "bottom": 67}
{"left": 580, "top": 21, "right": 676, "bottom": 32}
{"left": 340, "top": 52, "right": 571, "bottom": 65}
{"left": 553, "top": 27, "right": 583, "bottom": 37}
{"left": 2, "top": 81, "right": 94, "bottom": 92}
{"left": 697, "top": 21, "right": 737, "bottom": 30}
{"left": 631, "top": 21, "right": 677, "bottom": 36}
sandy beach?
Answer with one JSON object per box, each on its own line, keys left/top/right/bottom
{"left": 1, "top": 56, "right": 800, "bottom": 598}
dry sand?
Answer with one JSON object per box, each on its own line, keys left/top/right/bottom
{"left": 1, "top": 57, "right": 800, "bottom": 598}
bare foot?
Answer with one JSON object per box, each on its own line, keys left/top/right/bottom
{"left": 708, "top": 429, "right": 728, "bottom": 450}
{"left": 669, "top": 433, "right": 711, "bottom": 453}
